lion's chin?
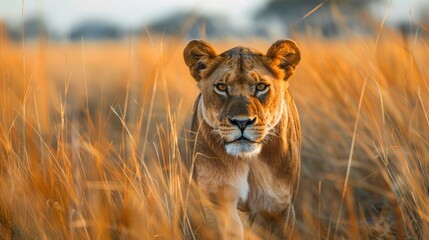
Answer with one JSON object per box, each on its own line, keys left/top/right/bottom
{"left": 225, "top": 141, "right": 261, "bottom": 158}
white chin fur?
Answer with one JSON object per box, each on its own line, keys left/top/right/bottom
{"left": 225, "top": 142, "right": 261, "bottom": 158}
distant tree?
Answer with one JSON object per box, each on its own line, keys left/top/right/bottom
{"left": 1, "top": 17, "right": 49, "bottom": 41}
{"left": 145, "top": 12, "right": 218, "bottom": 38}
{"left": 23, "top": 17, "right": 48, "bottom": 39}
{"left": 144, "top": 12, "right": 251, "bottom": 39}
{"left": 258, "top": 0, "right": 381, "bottom": 20}
{"left": 259, "top": 0, "right": 379, "bottom": 16}
{"left": 68, "top": 20, "right": 123, "bottom": 41}
{"left": 256, "top": 0, "right": 383, "bottom": 36}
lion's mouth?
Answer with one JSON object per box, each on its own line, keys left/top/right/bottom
{"left": 225, "top": 136, "right": 257, "bottom": 144}
{"left": 224, "top": 135, "right": 262, "bottom": 157}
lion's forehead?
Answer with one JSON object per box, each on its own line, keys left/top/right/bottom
{"left": 220, "top": 46, "right": 263, "bottom": 57}
{"left": 220, "top": 47, "right": 263, "bottom": 71}
{"left": 207, "top": 47, "right": 274, "bottom": 84}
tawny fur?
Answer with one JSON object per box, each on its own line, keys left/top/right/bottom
{"left": 184, "top": 39, "right": 301, "bottom": 240}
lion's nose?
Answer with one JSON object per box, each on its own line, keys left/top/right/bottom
{"left": 228, "top": 117, "right": 256, "bottom": 131}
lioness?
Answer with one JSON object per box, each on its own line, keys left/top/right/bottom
{"left": 184, "top": 39, "right": 301, "bottom": 240}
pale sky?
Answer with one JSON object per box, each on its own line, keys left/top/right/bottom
{"left": 0, "top": 0, "right": 264, "bottom": 33}
{"left": 0, "top": 0, "right": 427, "bottom": 34}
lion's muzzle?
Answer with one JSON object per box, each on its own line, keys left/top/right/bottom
{"left": 223, "top": 115, "right": 262, "bottom": 157}
{"left": 228, "top": 117, "right": 256, "bottom": 131}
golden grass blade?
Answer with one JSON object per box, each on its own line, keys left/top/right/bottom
{"left": 296, "top": 0, "right": 327, "bottom": 23}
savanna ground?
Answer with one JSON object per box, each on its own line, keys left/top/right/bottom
{"left": 0, "top": 26, "right": 428, "bottom": 239}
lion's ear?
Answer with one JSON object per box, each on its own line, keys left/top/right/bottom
{"left": 183, "top": 40, "right": 217, "bottom": 81}
{"left": 266, "top": 40, "right": 301, "bottom": 80}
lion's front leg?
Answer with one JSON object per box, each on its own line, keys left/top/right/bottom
{"left": 251, "top": 205, "right": 295, "bottom": 240}
{"left": 198, "top": 185, "right": 244, "bottom": 240}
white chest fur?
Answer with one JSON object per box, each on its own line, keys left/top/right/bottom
{"left": 234, "top": 164, "right": 250, "bottom": 203}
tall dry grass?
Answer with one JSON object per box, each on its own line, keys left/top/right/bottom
{"left": 0, "top": 30, "right": 428, "bottom": 239}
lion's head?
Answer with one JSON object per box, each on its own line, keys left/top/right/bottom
{"left": 184, "top": 40, "right": 301, "bottom": 158}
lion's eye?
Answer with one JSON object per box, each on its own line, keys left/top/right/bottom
{"left": 255, "top": 83, "right": 269, "bottom": 97}
{"left": 256, "top": 84, "right": 268, "bottom": 91}
{"left": 215, "top": 84, "right": 228, "bottom": 92}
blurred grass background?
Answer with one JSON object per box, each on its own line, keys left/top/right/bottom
{"left": 1, "top": 0, "right": 429, "bottom": 239}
